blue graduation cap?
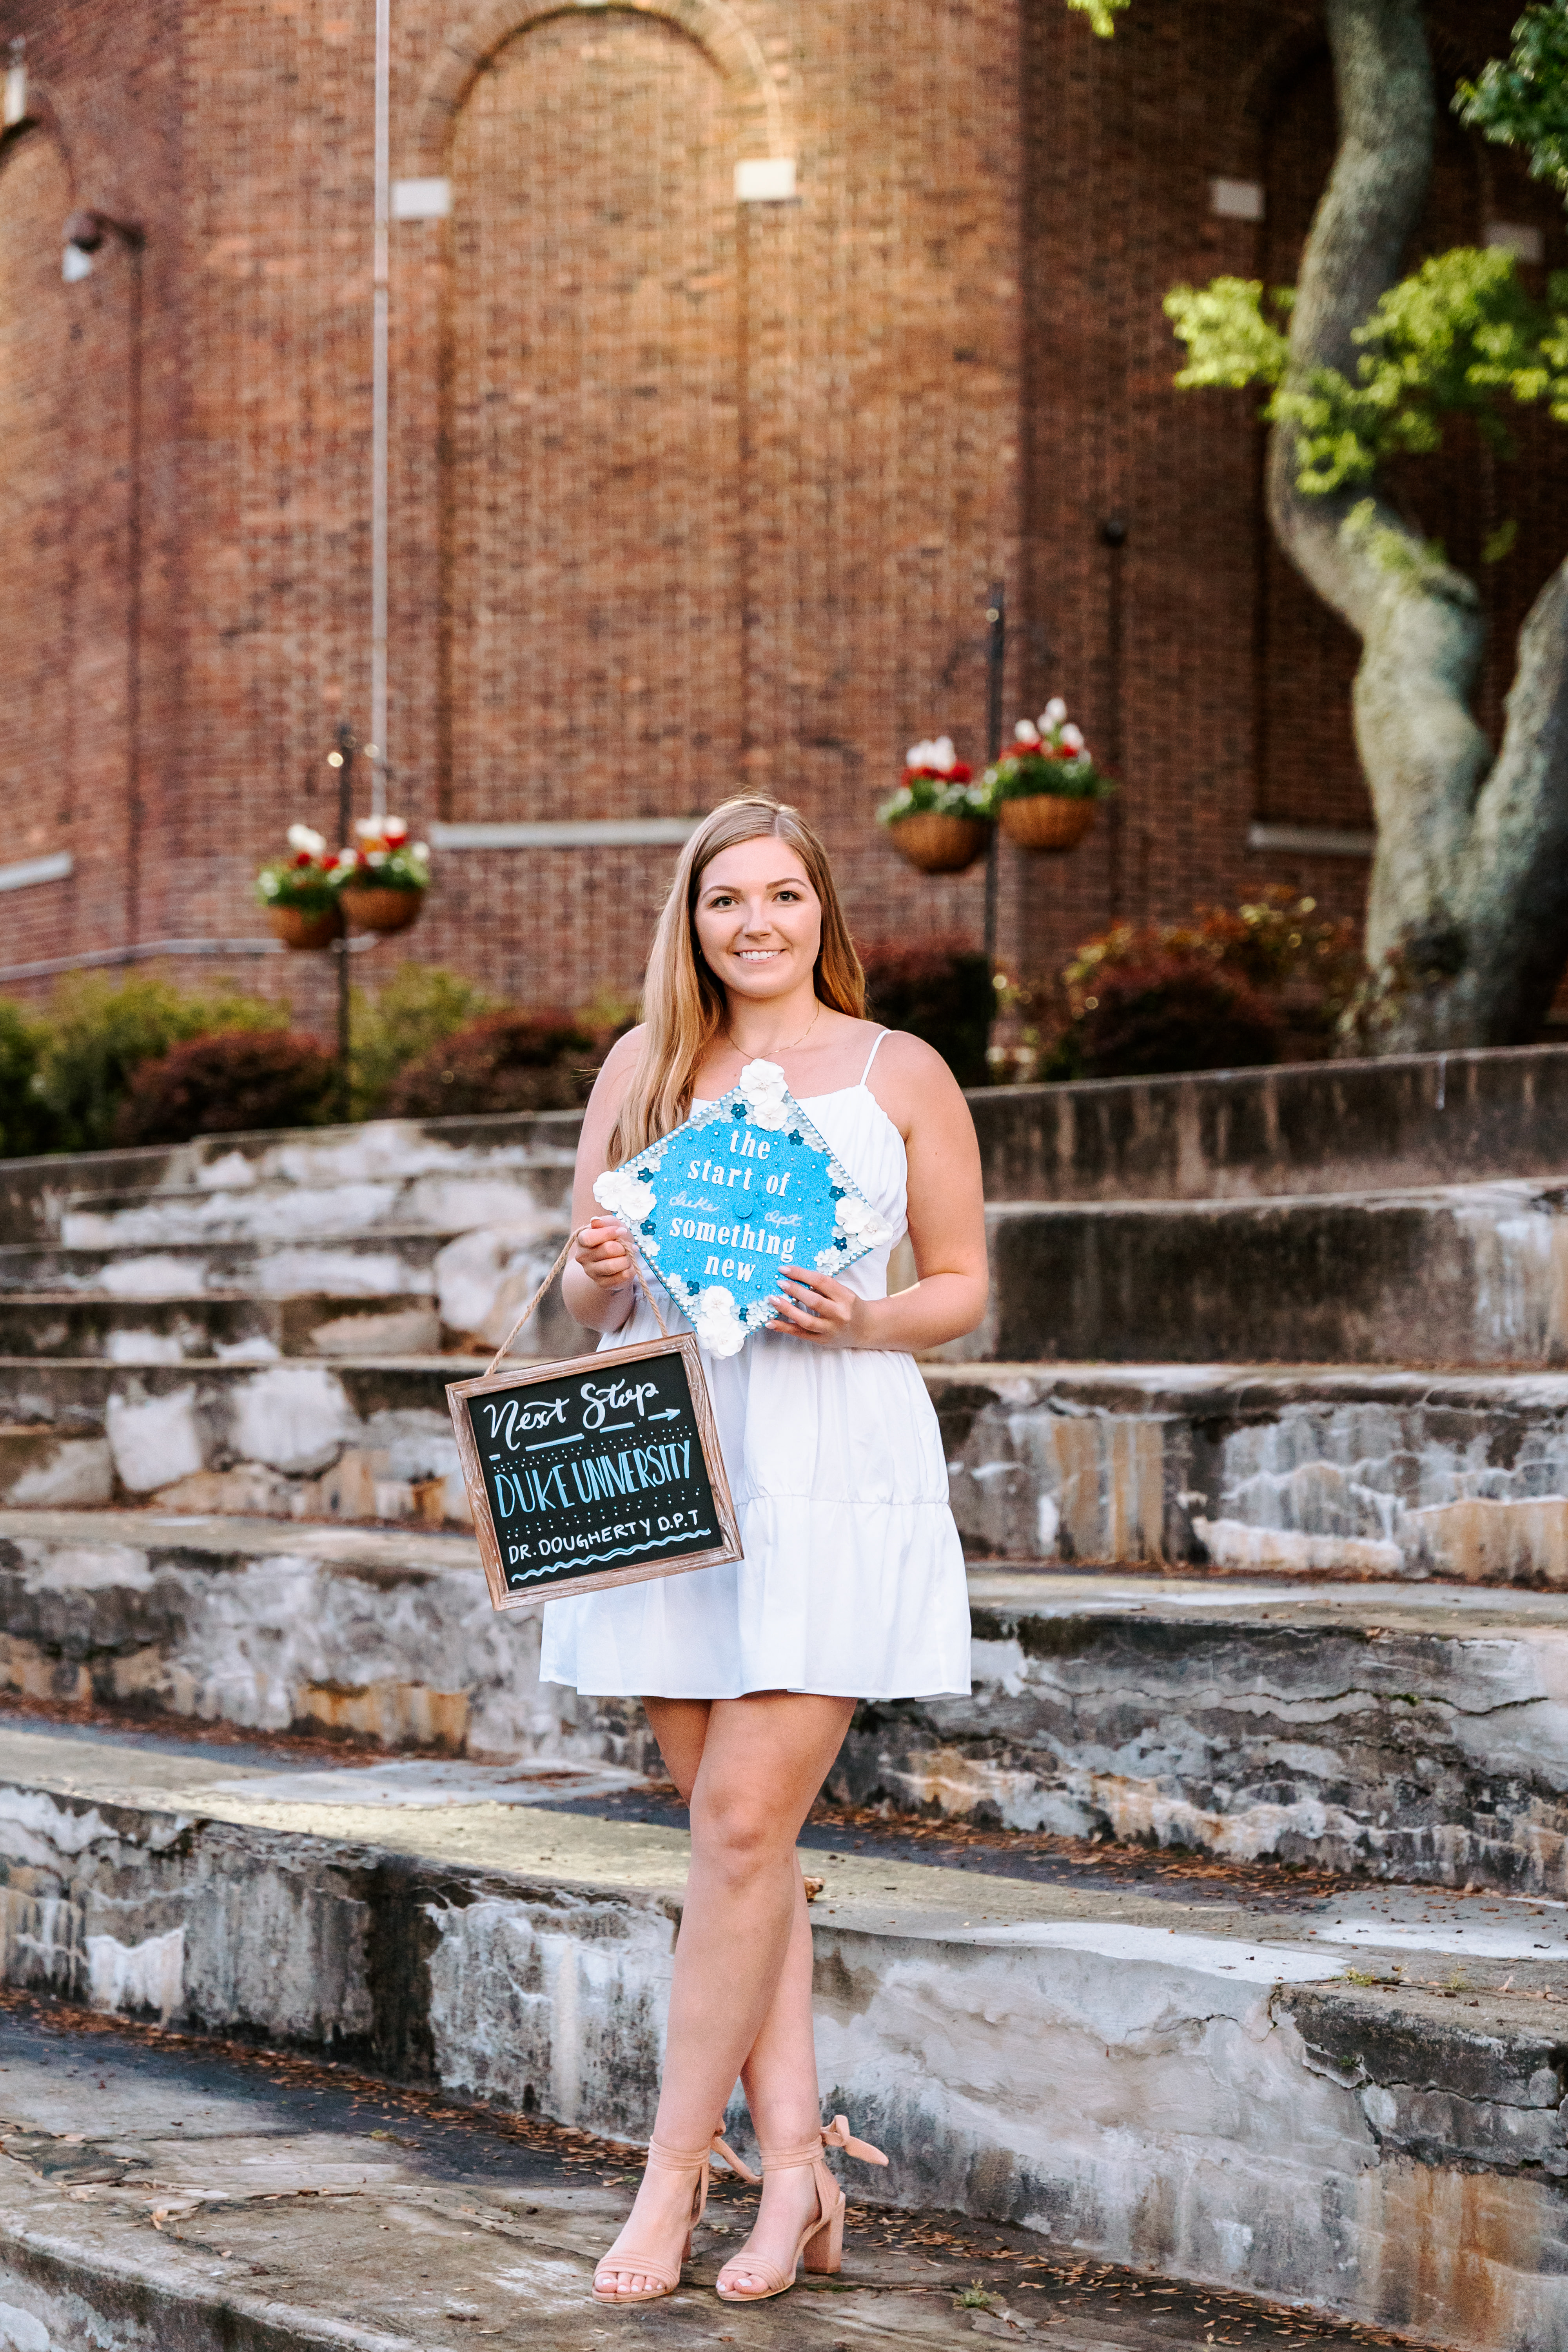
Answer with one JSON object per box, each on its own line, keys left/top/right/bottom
{"left": 593, "top": 1059, "right": 893, "bottom": 1354}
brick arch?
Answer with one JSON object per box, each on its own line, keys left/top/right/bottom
{"left": 410, "top": 0, "right": 787, "bottom": 174}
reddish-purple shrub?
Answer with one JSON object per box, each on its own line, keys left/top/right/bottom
{"left": 385, "top": 1011, "right": 603, "bottom": 1118}
{"left": 112, "top": 1030, "right": 336, "bottom": 1145}
{"left": 1075, "top": 955, "right": 1281, "bottom": 1080}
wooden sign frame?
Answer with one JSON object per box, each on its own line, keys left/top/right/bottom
{"left": 446, "top": 1331, "right": 743, "bottom": 1614}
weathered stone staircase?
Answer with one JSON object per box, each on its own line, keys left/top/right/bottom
{"left": 13, "top": 1045, "right": 1568, "bottom": 2348}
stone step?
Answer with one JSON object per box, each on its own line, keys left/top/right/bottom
{"left": 0, "top": 1111, "right": 583, "bottom": 1245}
{"left": 4, "top": 1039, "right": 1565, "bottom": 1254}
{"left": 0, "top": 1227, "right": 577, "bottom": 1357}
{"left": 10, "top": 1504, "right": 1568, "bottom": 1895}
{"left": 0, "top": 1998, "right": 1240, "bottom": 2352}
{"left": 59, "top": 1165, "right": 570, "bottom": 1251}
{"left": 0, "top": 1291, "right": 440, "bottom": 1362}
{"left": 0, "top": 1360, "right": 495, "bottom": 1523}
{"left": 972, "top": 1039, "right": 1568, "bottom": 1203}
{"left": 958, "top": 1179, "right": 1568, "bottom": 1367}
{"left": 6, "top": 1715, "right": 1566, "bottom": 2348}
{"left": 938, "top": 1361, "right": 1568, "bottom": 1584}
{"left": 0, "top": 1349, "right": 1564, "bottom": 1567}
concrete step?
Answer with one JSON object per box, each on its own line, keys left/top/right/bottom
{"left": 0, "top": 1994, "right": 1268, "bottom": 2352}
{"left": 958, "top": 1180, "right": 1568, "bottom": 1367}
{"left": 0, "top": 1361, "right": 498, "bottom": 1523}
{"left": 0, "top": 1348, "right": 1566, "bottom": 1570}
{"left": 0, "top": 1112, "right": 583, "bottom": 1245}
{"left": 972, "top": 1039, "right": 1568, "bottom": 1203}
{"left": 0, "top": 1292, "right": 440, "bottom": 1363}
{"left": 6, "top": 1716, "right": 1566, "bottom": 2348}
{"left": 59, "top": 1166, "right": 570, "bottom": 1251}
{"left": 938, "top": 1361, "right": 1568, "bottom": 1584}
{"left": 0, "top": 1228, "right": 578, "bottom": 1356}
{"left": 11, "top": 1505, "right": 1568, "bottom": 1896}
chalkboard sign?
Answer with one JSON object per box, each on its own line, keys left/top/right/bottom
{"left": 446, "top": 1332, "right": 742, "bottom": 1613}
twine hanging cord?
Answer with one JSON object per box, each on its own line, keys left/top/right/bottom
{"left": 483, "top": 1220, "right": 668, "bottom": 1377}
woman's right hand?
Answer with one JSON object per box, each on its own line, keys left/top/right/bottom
{"left": 574, "top": 1215, "right": 636, "bottom": 1293}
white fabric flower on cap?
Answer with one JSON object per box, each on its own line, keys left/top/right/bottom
{"left": 835, "top": 1194, "right": 892, "bottom": 1245}
{"left": 592, "top": 1168, "right": 655, "bottom": 1224}
{"left": 738, "top": 1059, "right": 791, "bottom": 1129}
{"left": 692, "top": 1285, "right": 748, "bottom": 1357}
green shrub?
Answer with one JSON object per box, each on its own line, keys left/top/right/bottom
{"left": 385, "top": 1011, "right": 603, "bottom": 1118}
{"left": 861, "top": 938, "right": 994, "bottom": 1089}
{"left": 112, "top": 1030, "right": 336, "bottom": 1146}
{"left": 348, "top": 963, "right": 496, "bottom": 1119}
{"left": 35, "top": 975, "right": 279, "bottom": 1153}
{"left": 0, "top": 1000, "right": 54, "bottom": 1159}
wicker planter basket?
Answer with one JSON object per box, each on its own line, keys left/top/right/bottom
{"left": 267, "top": 903, "right": 341, "bottom": 952}
{"left": 885, "top": 811, "right": 991, "bottom": 875}
{"left": 998, "top": 795, "right": 1098, "bottom": 854}
{"left": 341, "top": 884, "right": 425, "bottom": 936}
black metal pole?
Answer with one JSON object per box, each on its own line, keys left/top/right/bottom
{"left": 334, "top": 720, "right": 355, "bottom": 1123}
{"left": 983, "top": 581, "right": 1005, "bottom": 972}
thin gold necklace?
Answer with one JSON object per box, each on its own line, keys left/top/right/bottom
{"left": 725, "top": 1000, "right": 822, "bottom": 1060}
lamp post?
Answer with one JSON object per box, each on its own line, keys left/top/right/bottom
{"left": 327, "top": 722, "right": 357, "bottom": 1121}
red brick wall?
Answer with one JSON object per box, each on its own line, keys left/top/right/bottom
{"left": 0, "top": 0, "right": 1563, "bottom": 1027}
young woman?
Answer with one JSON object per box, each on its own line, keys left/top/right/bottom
{"left": 544, "top": 793, "right": 987, "bottom": 2305}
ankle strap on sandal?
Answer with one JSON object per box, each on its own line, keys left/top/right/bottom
{"left": 646, "top": 2127, "right": 759, "bottom": 2184}
{"left": 760, "top": 2115, "right": 889, "bottom": 2174}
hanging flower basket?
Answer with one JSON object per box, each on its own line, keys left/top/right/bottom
{"left": 998, "top": 796, "right": 1099, "bottom": 854}
{"left": 886, "top": 809, "right": 991, "bottom": 874}
{"left": 332, "top": 816, "right": 431, "bottom": 934}
{"left": 877, "top": 737, "right": 992, "bottom": 874}
{"left": 340, "top": 882, "right": 425, "bottom": 935}
{"left": 984, "top": 699, "right": 1115, "bottom": 855}
{"left": 267, "top": 903, "right": 343, "bottom": 951}
{"left": 256, "top": 826, "right": 342, "bottom": 951}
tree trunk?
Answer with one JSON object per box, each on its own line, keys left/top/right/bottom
{"left": 1269, "top": 0, "right": 1568, "bottom": 1051}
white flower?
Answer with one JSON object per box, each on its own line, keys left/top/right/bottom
{"left": 1059, "top": 723, "right": 1085, "bottom": 751}
{"left": 751, "top": 1100, "right": 788, "bottom": 1130}
{"left": 1042, "top": 697, "right": 1067, "bottom": 727}
{"left": 815, "top": 1245, "right": 844, "bottom": 1272}
{"left": 692, "top": 1285, "right": 748, "bottom": 1357}
{"left": 931, "top": 735, "right": 957, "bottom": 773}
{"left": 1014, "top": 720, "right": 1041, "bottom": 746}
{"left": 906, "top": 739, "right": 934, "bottom": 769}
{"left": 287, "top": 824, "right": 327, "bottom": 857}
{"left": 593, "top": 1168, "right": 656, "bottom": 1224}
{"left": 738, "top": 1059, "right": 789, "bottom": 1105}
{"left": 367, "top": 849, "right": 387, "bottom": 866}
{"left": 835, "top": 1194, "right": 893, "bottom": 1245}
{"left": 411, "top": 841, "right": 430, "bottom": 862}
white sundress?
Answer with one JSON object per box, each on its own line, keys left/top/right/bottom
{"left": 538, "top": 1032, "right": 973, "bottom": 1701}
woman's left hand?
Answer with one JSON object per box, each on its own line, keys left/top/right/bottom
{"left": 767, "top": 1265, "right": 869, "bottom": 1347}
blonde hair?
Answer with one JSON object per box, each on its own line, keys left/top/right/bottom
{"left": 608, "top": 795, "right": 866, "bottom": 1165}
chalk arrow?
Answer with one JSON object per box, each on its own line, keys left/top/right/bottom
{"left": 650, "top": 1408, "right": 681, "bottom": 1421}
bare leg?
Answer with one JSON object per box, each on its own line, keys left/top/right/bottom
{"left": 592, "top": 1690, "right": 854, "bottom": 2300}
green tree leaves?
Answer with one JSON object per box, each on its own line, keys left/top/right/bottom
{"left": 1065, "top": 0, "right": 1129, "bottom": 32}
{"left": 1457, "top": 0, "right": 1568, "bottom": 194}
{"left": 1166, "top": 251, "right": 1568, "bottom": 505}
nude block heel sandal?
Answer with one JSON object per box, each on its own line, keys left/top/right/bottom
{"left": 592, "top": 2129, "right": 756, "bottom": 2305}
{"left": 715, "top": 2115, "right": 888, "bottom": 2303}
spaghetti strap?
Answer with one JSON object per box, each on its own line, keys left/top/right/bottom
{"left": 860, "top": 1028, "right": 891, "bottom": 1085}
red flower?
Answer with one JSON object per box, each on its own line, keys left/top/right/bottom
{"left": 293, "top": 851, "right": 314, "bottom": 867}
